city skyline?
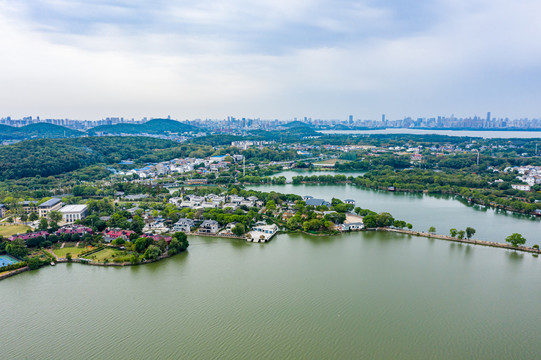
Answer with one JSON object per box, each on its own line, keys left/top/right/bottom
{"left": 0, "top": 1, "right": 540, "bottom": 120}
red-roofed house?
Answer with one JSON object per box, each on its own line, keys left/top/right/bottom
{"left": 103, "top": 228, "right": 135, "bottom": 243}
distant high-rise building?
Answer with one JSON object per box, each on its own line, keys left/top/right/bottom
{"left": 382, "top": 114, "right": 385, "bottom": 122}
{"left": 348, "top": 115, "right": 353, "bottom": 123}
{"left": 487, "top": 112, "right": 491, "bottom": 121}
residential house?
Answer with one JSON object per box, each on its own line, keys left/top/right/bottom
{"left": 103, "top": 228, "right": 135, "bottom": 243}
{"left": 511, "top": 184, "right": 531, "bottom": 191}
{"left": 173, "top": 218, "right": 195, "bottom": 233}
{"left": 247, "top": 222, "right": 278, "bottom": 242}
{"left": 339, "top": 222, "right": 364, "bottom": 231}
{"left": 56, "top": 225, "right": 93, "bottom": 236}
{"left": 142, "top": 234, "right": 172, "bottom": 245}
{"left": 9, "top": 230, "right": 49, "bottom": 242}
{"left": 198, "top": 220, "right": 219, "bottom": 234}
{"left": 305, "top": 198, "right": 331, "bottom": 207}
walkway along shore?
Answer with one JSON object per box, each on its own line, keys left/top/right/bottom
{"left": 377, "top": 228, "right": 540, "bottom": 254}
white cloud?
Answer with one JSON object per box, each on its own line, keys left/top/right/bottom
{"left": 0, "top": 0, "right": 540, "bottom": 119}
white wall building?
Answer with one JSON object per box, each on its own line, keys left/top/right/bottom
{"left": 60, "top": 204, "right": 88, "bottom": 223}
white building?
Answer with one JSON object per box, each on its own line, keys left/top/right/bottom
{"left": 248, "top": 223, "right": 278, "bottom": 243}
{"left": 60, "top": 204, "right": 88, "bottom": 223}
{"left": 511, "top": 184, "right": 531, "bottom": 191}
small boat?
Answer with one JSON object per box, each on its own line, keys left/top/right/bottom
{"left": 51, "top": 262, "right": 56, "bottom": 266}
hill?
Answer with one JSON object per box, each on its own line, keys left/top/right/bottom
{"left": 87, "top": 119, "right": 196, "bottom": 135}
{"left": 0, "top": 123, "right": 82, "bottom": 140}
{"left": 282, "top": 121, "right": 313, "bottom": 129}
{"left": 0, "top": 136, "right": 182, "bottom": 180}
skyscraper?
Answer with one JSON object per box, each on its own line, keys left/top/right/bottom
{"left": 487, "top": 112, "right": 491, "bottom": 122}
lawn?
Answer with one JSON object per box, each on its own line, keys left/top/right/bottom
{"left": 313, "top": 159, "right": 351, "bottom": 166}
{"left": 83, "top": 248, "right": 133, "bottom": 262}
{"left": 0, "top": 224, "right": 31, "bottom": 237}
{"left": 53, "top": 246, "right": 94, "bottom": 259}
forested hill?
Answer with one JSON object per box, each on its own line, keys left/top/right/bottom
{"left": 0, "top": 136, "right": 182, "bottom": 180}
{"left": 0, "top": 123, "right": 82, "bottom": 140}
{"left": 87, "top": 119, "right": 197, "bottom": 135}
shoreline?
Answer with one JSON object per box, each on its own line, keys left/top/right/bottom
{"left": 376, "top": 228, "right": 540, "bottom": 254}
{"left": 2, "top": 227, "right": 538, "bottom": 282}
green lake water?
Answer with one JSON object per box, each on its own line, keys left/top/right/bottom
{"left": 1, "top": 232, "right": 540, "bottom": 359}
{"left": 2, "top": 181, "right": 541, "bottom": 359}
{"left": 249, "top": 179, "right": 540, "bottom": 246}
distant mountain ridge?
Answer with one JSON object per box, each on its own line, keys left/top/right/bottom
{"left": 0, "top": 123, "right": 82, "bottom": 140}
{"left": 87, "top": 119, "right": 196, "bottom": 135}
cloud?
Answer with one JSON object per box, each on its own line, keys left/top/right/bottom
{"left": 0, "top": 0, "right": 540, "bottom": 119}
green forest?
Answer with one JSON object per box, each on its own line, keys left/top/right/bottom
{"left": 0, "top": 136, "right": 181, "bottom": 180}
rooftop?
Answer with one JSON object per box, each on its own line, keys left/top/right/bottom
{"left": 39, "top": 198, "right": 62, "bottom": 208}
{"left": 60, "top": 204, "right": 88, "bottom": 213}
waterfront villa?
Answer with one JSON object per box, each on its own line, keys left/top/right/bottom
{"left": 198, "top": 220, "right": 219, "bottom": 234}
{"left": 103, "top": 228, "right": 135, "bottom": 242}
{"left": 172, "top": 218, "right": 195, "bottom": 233}
{"left": 247, "top": 222, "right": 278, "bottom": 243}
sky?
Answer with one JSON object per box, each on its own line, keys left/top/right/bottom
{"left": 0, "top": 0, "right": 540, "bottom": 121}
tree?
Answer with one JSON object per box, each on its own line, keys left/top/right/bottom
{"left": 465, "top": 227, "right": 476, "bottom": 239}
{"left": 406, "top": 223, "right": 413, "bottom": 230}
{"left": 232, "top": 223, "right": 246, "bottom": 236}
{"left": 375, "top": 212, "right": 394, "bottom": 227}
{"left": 66, "top": 253, "right": 72, "bottom": 262}
{"left": 144, "top": 245, "right": 162, "bottom": 260}
{"left": 28, "top": 257, "right": 42, "bottom": 270}
{"left": 505, "top": 233, "right": 526, "bottom": 247}
{"left": 6, "top": 239, "right": 28, "bottom": 258}
{"left": 38, "top": 218, "right": 49, "bottom": 230}
{"left": 48, "top": 210, "right": 62, "bottom": 223}
{"left": 20, "top": 213, "right": 28, "bottom": 222}
{"left": 171, "top": 232, "right": 189, "bottom": 253}
{"left": 266, "top": 200, "right": 276, "bottom": 212}
{"left": 428, "top": 226, "right": 436, "bottom": 234}
{"left": 29, "top": 212, "right": 38, "bottom": 221}
{"left": 457, "top": 230, "right": 465, "bottom": 240}
{"left": 130, "top": 215, "right": 145, "bottom": 234}
{"left": 134, "top": 237, "right": 153, "bottom": 253}
{"left": 449, "top": 228, "right": 458, "bottom": 237}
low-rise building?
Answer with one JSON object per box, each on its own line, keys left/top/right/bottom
{"left": 38, "top": 198, "right": 62, "bottom": 218}
{"left": 103, "top": 228, "right": 135, "bottom": 242}
{"left": 198, "top": 220, "right": 219, "bottom": 234}
{"left": 60, "top": 204, "right": 88, "bottom": 223}
{"left": 247, "top": 222, "right": 278, "bottom": 243}
{"left": 56, "top": 225, "right": 93, "bottom": 236}
{"left": 511, "top": 184, "right": 531, "bottom": 191}
{"left": 9, "top": 230, "right": 49, "bottom": 242}
{"left": 173, "top": 218, "right": 195, "bottom": 233}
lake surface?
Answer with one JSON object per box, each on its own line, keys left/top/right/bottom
{"left": 249, "top": 179, "right": 540, "bottom": 246}
{"left": 1, "top": 233, "right": 540, "bottom": 360}
{"left": 320, "top": 129, "right": 541, "bottom": 138}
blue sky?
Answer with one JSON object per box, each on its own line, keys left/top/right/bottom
{"left": 0, "top": 0, "right": 539, "bottom": 120}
